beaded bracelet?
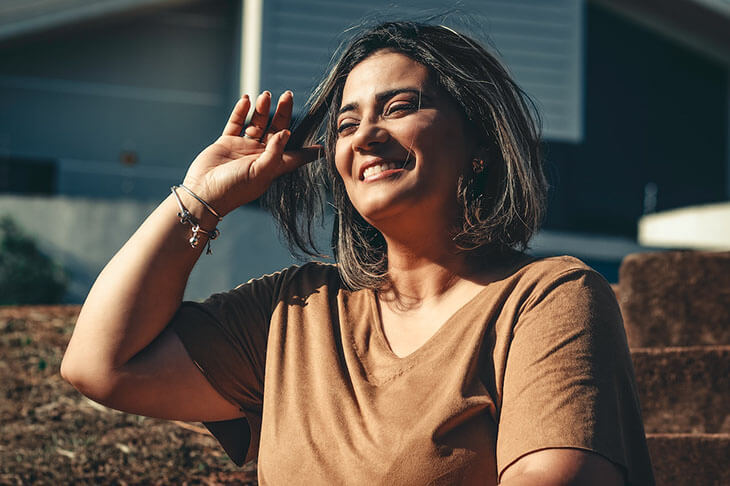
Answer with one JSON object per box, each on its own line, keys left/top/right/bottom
{"left": 170, "top": 185, "right": 221, "bottom": 254}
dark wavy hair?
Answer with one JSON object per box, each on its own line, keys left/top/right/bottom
{"left": 262, "top": 21, "right": 547, "bottom": 290}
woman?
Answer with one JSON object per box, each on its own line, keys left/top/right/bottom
{"left": 61, "top": 22, "right": 654, "bottom": 485}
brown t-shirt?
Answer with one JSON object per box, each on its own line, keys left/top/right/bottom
{"left": 171, "top": 255, "right": 654, "bottom": 485}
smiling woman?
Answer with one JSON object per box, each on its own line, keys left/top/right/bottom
{"left": 61, "top": 21, "right": 655, "bottom": 486}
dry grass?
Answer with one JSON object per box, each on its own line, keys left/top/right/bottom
{"left": 0, "top": 306, "right": 257, "bottom": 485}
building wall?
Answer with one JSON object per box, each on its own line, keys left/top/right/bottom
{"left": 0, "top": 0, "right": 238, "bottom": 199}
{"left": 261, "top": 0, "right": 584, "bottom": 141}
{"left": 543, "top": 3, "right": 729, "bottom": 237}
{"left": 1, "top": 1, "right": 727, "bottom": 301}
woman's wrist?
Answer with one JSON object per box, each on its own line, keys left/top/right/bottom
{"left": 180, "top": 176, "right": 240, "bottom": 218}
{"left": 168, "top": 187, "right": 222, "bottom": 255}
{"left": 177, "top": 184, "right": 222, "bottom": 221}
{"left": 174, "top": 184, "right": 224, "bottom": 231}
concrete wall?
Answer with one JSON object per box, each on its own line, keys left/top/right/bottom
{"left": 543, "top": 4, "right": 729, "bottom": 237}
{"left": 0, "top": 195, "right": 330, "bottom": 303}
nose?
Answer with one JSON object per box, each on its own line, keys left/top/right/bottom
{"left": 351, "top": 119, "right": 388, "bottom": 153}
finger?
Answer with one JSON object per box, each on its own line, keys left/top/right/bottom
{"left": 281, "top": 145, "right": 324, "bottom": 168}
{"left": 221, "top": 96, "right": 251, "bottom": 136}
{"left": 252, "top": 129, "right": 291, "bottom": 179}
{"left": 244, "top": 91, "right": 271, "bottom": 140}
{"left": 264, "top": 91, "right": 293, "bottom": 143}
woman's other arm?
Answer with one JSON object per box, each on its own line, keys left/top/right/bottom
{"left": 500, "top": 448, "right": 625, "bottom": 485}
{"left": 496, "top": 265, "right": 651, "bottom": 485}
{"left": 61, "top": 91, "right": 319, "bottom": 421}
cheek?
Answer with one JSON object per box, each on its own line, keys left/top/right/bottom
{"left": 334, "top": 143, "right": 353, "bottom": 184}
{"left": 405, "top": 114, "right": 458, "bottom": 154}
{"left": 427, "top": 117, "right": 471, "bottom": 163}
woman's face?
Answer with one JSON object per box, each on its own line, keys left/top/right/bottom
{"left": 334, "top": 50, "right": 474, "bottom": 229}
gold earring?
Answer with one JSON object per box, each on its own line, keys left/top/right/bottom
{"left": 472, "top": 158, "right": 486, "bottom": 174}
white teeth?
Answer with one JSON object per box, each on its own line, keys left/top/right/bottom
{"left": 362, "top": 162, "right": 398, "bottom": 179}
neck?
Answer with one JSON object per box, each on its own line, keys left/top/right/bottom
{"left": 366, "top": 202, "right": 491, "bottom": 305}
{"left": 379, "top": 232, "right": 481, "bottom": 307}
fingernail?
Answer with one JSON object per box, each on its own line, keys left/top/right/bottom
{"left": 282, "top": 130, "right": 291, "bottom": 140}
{"left": 286, "top": 90, "right": 293, "bottom": 97}
{"left": 263, "top": 91, "right": 271, "bottom": 97}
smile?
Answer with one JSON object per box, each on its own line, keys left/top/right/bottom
{"left": 362, "top": 162, "right": 400, "bottom": 180}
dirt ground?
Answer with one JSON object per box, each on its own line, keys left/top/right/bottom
{"left": 0, "top": 306, "right": 257, "bottom": 485}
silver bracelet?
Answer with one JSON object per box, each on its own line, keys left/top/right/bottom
{"left": 170, "top": 185, "right": 220, "bottom": 254}
{"left": 178, "top": 184, "right": 222, "bottom": 221}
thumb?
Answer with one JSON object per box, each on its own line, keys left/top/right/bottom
{"left": 253, "top": 129, "right": 291, "bottom": 179}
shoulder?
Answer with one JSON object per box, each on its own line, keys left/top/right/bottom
{"left": 512, "top": 254, "right": 598, "bottom": 282}
{"left": 231, "top": 261, "right": 343, "bottom": 306}
{"left": 490, "top": 255, "right": 620, "bottom": 335}
{"left": 275, "top": 261, "right": 342, "bottom": 292}
{"left": 506, "top": 255, "right": 613, "bottom": 306}
{"left": 287, "top": 261, "right": 341, "bottom": 281}
{"left": 195, "top": 262, "right": 340, "bottom": 330}
{"left": 197, "top": 262, "right": 341, "bottom": 316}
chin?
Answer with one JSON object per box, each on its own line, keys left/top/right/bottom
{"left": 354, "top": 197, "right": 425, "bottom": 228}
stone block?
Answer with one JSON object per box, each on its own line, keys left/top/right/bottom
{"left": 631, "top": 346, "right": 730, "bottom": 434}
{"left": 647, "top": 433, "right": 730, "bottom": 486}
{"left": 618, "top": 251, "right": 730, "bottom": 347}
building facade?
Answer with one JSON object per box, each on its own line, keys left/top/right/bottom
{"left": 0, "top": 0, "right": 728, "bottom": 300}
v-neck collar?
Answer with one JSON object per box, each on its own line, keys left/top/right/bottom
{"left": 343, "top": 283, "right": 494, "bottom": 386}
{"left": 346, "top": 252, "right": 534, "bottom": 385}
{"left": 368, "top": 284, "right": 495, "bottom": 362}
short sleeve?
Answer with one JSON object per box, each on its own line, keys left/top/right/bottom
{"left": 496, "top": 268, "right": 654, "bottom": 485}
{"left": 170, "top": 268, "right": 292, "bottom": 465}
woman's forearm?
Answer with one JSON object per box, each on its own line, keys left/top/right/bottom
{"left": 61, "top": 190, "right": 217, "bottom": 391}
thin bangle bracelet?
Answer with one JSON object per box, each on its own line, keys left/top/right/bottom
{"left": 170, "top": 185, "right": 220, "bottom": 255}
{"left": 177, "top": 184, "right": 223, "bottom": 221}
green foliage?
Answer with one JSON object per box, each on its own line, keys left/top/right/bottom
{"left": 0, "top": 216, "right": 67, "bottom": 305}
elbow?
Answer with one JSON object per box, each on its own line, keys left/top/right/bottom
{"left": 60, "top": 352, "right": 91, "bottom": 394}
{"left": 60, "top": 352, "right": 82, "bottom": 388}
{"left": 60, "top": 350, "right": 118, "bottom": 405}
{"left": 60, "top": 342, "right": 88, "bottom": 388}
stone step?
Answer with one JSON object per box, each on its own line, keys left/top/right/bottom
{"left": 617, "top": 251, "right": 730, "bottom": 347}
{"left": 647, "top": 433, "right": 730, "bottom": 486}
{"left": 631, "top": 346, "right": 730, "bottom": 434}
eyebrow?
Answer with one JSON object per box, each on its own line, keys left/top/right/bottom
{"left": 337, "top": 87, "right": 424, "bottom": 116}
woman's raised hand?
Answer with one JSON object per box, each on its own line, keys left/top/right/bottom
{"left": 182, "top": 90, "right": 321, "bottom": 216}
{"left": 61, "top": 90, "right": 321, "bottom": 422}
